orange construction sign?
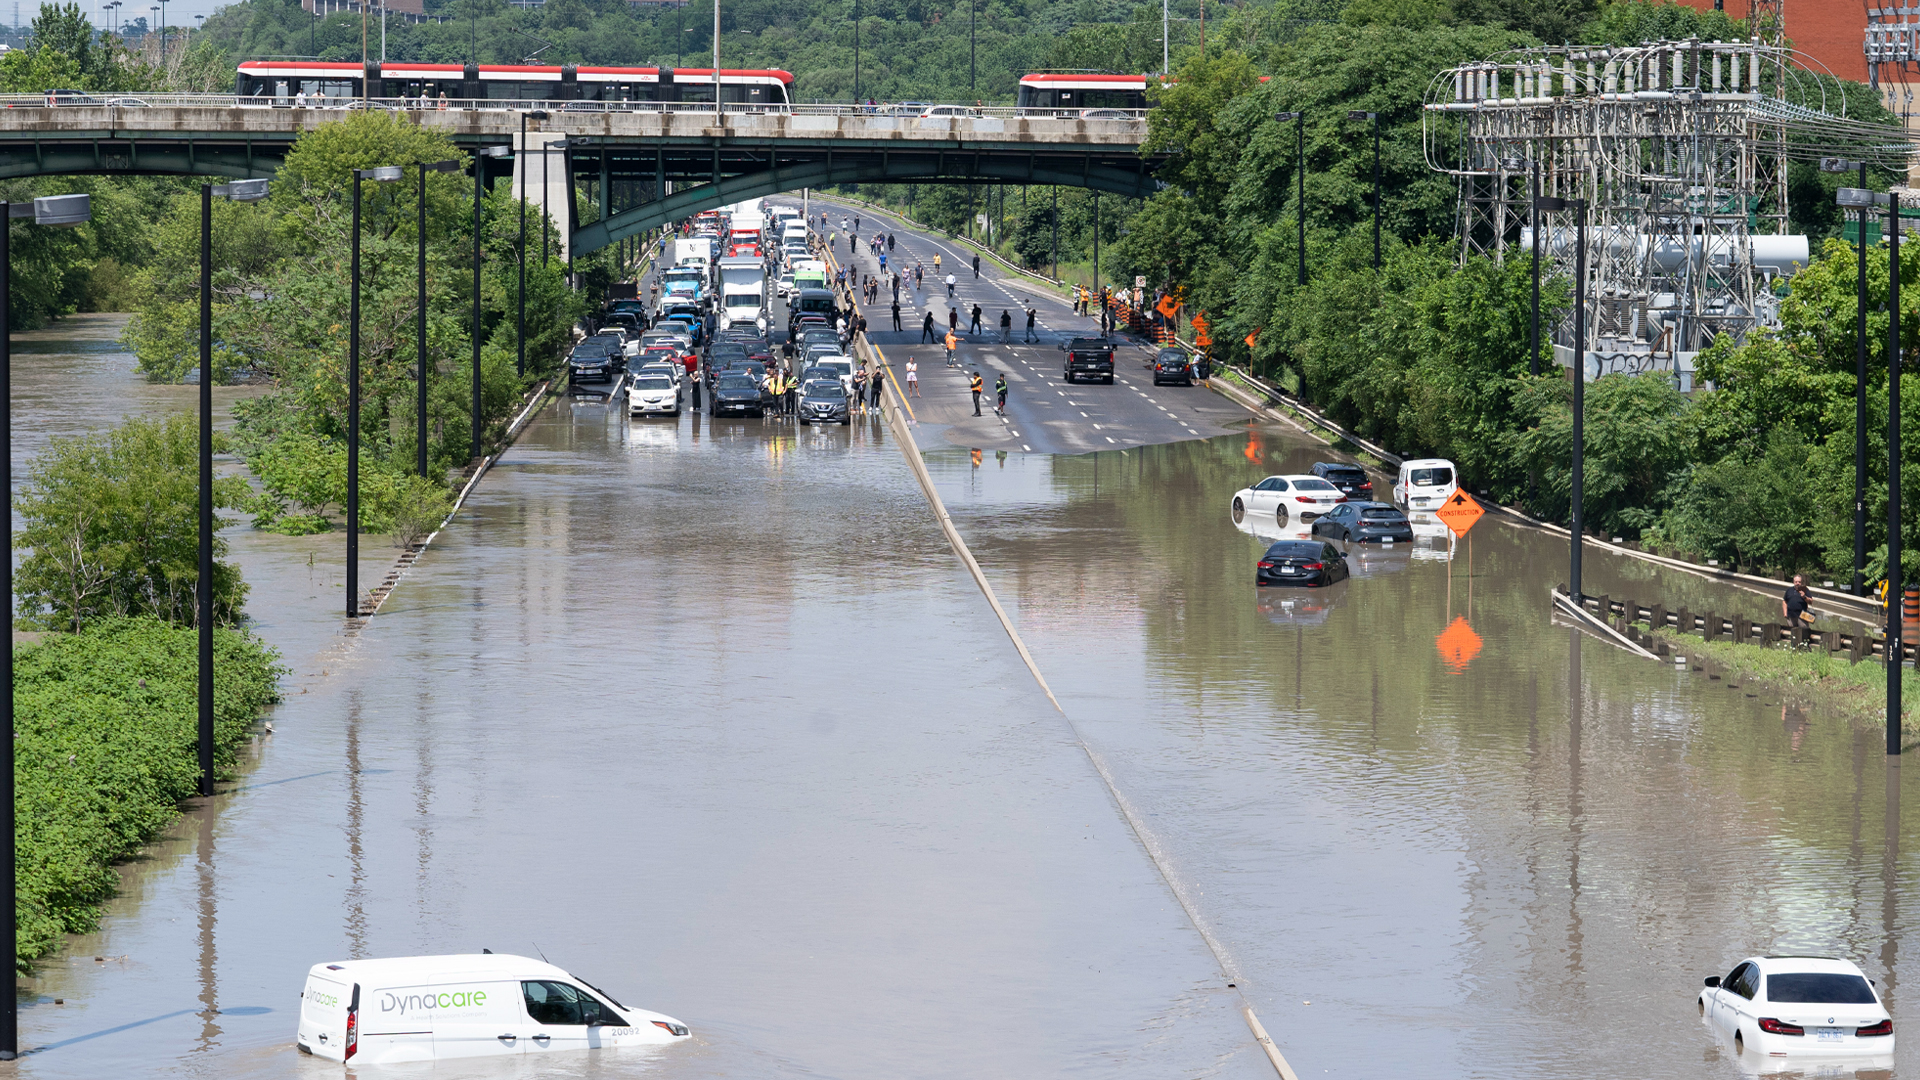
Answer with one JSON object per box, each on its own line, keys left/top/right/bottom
{"left": 1154, "top": 294, "right": 1179, "bottom": 319}
{"left": 1434, "top": 490, "right": 1485, "bottom": 536}
{"left": 1191, "top": 311, "right": 1211, "bottom": 348}
{"left": 1245, "top": 328, "right": 1260, "bottom": 348}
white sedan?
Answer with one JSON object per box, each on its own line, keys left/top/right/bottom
{"left": 1230, "top": 474, "right": 1346, "bottom": 523}
{"left": 627, "top": 373, "right": 681, "bottom": 417}
{"left": 1700, "top": 956, "right": 1893, "bottom": 1060}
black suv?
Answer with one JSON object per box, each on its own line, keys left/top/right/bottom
{"left": 1310, "top": 461, "right": 1374, "bottom": 501}
{"left": 1061, "top": 337, "right": 1115, "bottom": 383}
{"left": 1152, "top": 347, "right": 1193, "bottom": 386}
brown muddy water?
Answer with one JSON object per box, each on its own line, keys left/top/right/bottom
{"left": 8, "top": 319, "right": 1917, "bottom": 1079}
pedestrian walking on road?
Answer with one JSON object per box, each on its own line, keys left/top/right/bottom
{"left": 969, "top": 370, "right": 984, "bottom": 415}
{"left": 946, "top": 330, "right": 960, "bottom": 368}
{"left": 934, "top": 253, "right": 942, "bottom": 273}
{"left": 999, "top": 308, "right": 1012, "bottom": 343}
{"left": 969, "top": 304, "right": 983, "bottom": 335}
{"left": 887, "top": 233, "right": 896, "bottom": 252}
{"left": 892, "top": 301, "right": 903, "bottom": 331}
{"left": 1024, "top": 305, "right": 1039, "bottom": 342}
{"left": 949, "top": 307, "right": 959, "bottom": 334}
{"left": 905, "top": 357, "right": 919, "bottom": 396}
{"left": 946, "top": 273, "right": 957, "bottom": 299}
{"left": 914, "top": 265, "right": 923, "bottom": 290}
{"left": 972, "top": 254, "right": 981, "bottom": 278}
{"left": 921, "top": 312, "right": 937, "bottom": 343}
{"left": 994, "top": 372, "right": 1008, "bottom": 415}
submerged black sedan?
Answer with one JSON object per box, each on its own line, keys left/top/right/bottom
{"left": 1256, "top": 540, "right": 1349, "bottom": 587}
{"left": 1309, "top": 501, "right": 1415, "bottom": 543}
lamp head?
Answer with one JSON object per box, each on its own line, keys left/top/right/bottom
{"left": 477, "top": 145, "right": 512, "bottom": 158}
{"left": 360, "top": 165, "right": 404, "bottom": 182}
{"left": 423, "top": 159, "right": 462, "bottom": 172}
{"left": 1347, "top": 109, "right": 1374, "bottom": 121}
{"left": 1836, "top": 187, "right": 1882, "bottom": 208}
{"left": 214, "top": 178, "right": 271, "bottom": 202}
{"left": 25, "top": 194, "right": 91, "bottom": 227}
{"left": 1820, "top": 157, "right": 1862, "bottom": 174}
{"left": 526, "top": 109, "right": 550, "bottom": 120}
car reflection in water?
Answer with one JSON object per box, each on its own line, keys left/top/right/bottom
{"left": 1339, "top": 539, "right": 1412, "bottom": 580}
{"left": 1230, "top": 499, "right": 1315, "bottom": 544}
{"left": 1255, "top": 583, "right": 1345, "bottom": 627}
{"left": 1406, "top": 511, "right": 1457, "bottom": 562}
{"left": 624, "top": 416, "right": 682, "bottom": 450}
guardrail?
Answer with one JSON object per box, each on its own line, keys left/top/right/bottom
{"left": 4, "top": 93, "right": 1148, "bottom": 123}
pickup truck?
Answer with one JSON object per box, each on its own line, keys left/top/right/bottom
{"left": 1061, "top": 337, "right": 1116, "bottom": 383}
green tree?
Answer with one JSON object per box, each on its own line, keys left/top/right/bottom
{"left": 1505, "top": 373, "right": 1693, "bottom": 537}
{"left": 13, "top": 415, "right": 250, "bottom": 632}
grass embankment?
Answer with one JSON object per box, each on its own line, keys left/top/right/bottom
{"left": 13, "top": 617, "right": 283, "bottom": 968}
{"left": 1646, "top": 626, "right": 1916, "bottom": 741}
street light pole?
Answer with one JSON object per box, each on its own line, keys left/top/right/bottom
{"left": 2, "top": 195, "right": 92, "bottom": 1059}
{"left": 1889, "top": 191, "right": 1903, "bottom": 758}
{"left": 1531, "top": 159, "right": 1541, "bottom": 376}
{"left": 1276, "top": 112, "right": 1305, "bottom": 287}
{"left": 349, "top": 170, "right": 364, "bottom": 618}
{"left": 1538, "top": 194, "right": 1587, "bottom": 600}
{"left": 349, "top": 166, "right": 403, "bottom": 617}
{"left": 415, "top": 159, "right": 461, "bottom": 479}
{"left": 473, "top": 146, "right": 508, "bottom": 459}
{"left": 519, "top": 111, "right": 547, "bottom": 377}
{"left": 1832, "top": 163, "right": 1874, "bottom": 598}
{"left": 198, "top": 180, "right": 267, "bottom": 798}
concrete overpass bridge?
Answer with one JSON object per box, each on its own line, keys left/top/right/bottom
{"left": 0, "top": 98, "right": 1162, "bottom": 256}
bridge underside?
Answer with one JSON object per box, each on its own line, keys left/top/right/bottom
{"left": 561, "top": 138, "right": 1162, "bottom": 256}
{"left": 0, "top": 136, "right": 288, "bottom": 181}
{"left": 0, "top": 131, "right": 1159, "bottom": 257}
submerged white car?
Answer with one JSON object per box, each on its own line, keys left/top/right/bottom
{"left": 1700, "top": 956, "right": 1893, "bottom": 1060}
{"left": 298, "top": 953, "right": 689, "bottom": 1064}
{"left": 1230, "top": 474, "right": 1345, "bottom": 523}
{"left": 628, "top": 373, "right": 681, "bottom": 417}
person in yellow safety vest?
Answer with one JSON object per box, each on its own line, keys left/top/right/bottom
{"left": 969, "top": 370, "right": 984, "bottom": 416}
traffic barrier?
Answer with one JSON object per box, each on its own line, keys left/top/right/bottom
{"left": 1567, "top": 590, "right": 1899, "bottom": 663}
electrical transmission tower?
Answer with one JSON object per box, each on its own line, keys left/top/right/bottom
{"left": 1424, "top": 41, "right": 1831, "bottom": 377}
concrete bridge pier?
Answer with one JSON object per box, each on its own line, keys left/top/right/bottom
{"left": 512, "top": 130, "right": 573, "bottom": 263}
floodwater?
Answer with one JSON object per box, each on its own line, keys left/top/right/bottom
{"left": 10, "top": 318, "right": 1920, "bottom": 1079}
{"left": 930, "top": 431, "right": 1920, "bottom": 1078}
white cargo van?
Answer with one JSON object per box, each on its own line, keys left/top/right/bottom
{"left": 296, "top": 953, "right": 689, "bottom": 1065}
{"left": 1394, "top": 458, "right": 1459, "bottom": 512}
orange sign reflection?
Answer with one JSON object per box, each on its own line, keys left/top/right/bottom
{"left": 1244, "top": 430, "right": 1263, "bottom": 463}
{"left": 1436, "top": 616, "right": 1483, "bottom": 673}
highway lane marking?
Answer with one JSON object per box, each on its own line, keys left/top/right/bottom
{"left": 1079, "top": 411, "right": 1089, "bottom": 417}
{"left": 1106, "top": 436, "right": 1115, "bottom": 443}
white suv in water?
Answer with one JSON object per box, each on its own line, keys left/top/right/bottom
{"left": 1699, "top": 956, "right": 1893, "bottom": 1060}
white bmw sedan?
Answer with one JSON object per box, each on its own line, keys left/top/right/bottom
{"left": 1700, "top": 956, "right": 1893, "bottom": 1060}
{"left": 1230, "top": 474, "right": 1346, "bottom": 523}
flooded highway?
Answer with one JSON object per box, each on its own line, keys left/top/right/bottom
{"left": 10, "top": 315, "right": 1920, "bottom": 1080}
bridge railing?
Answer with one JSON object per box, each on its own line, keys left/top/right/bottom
{"left": 0, "top": 92, "right": 1148, "bottom": 124}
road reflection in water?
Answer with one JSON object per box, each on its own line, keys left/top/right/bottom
{"left": 926, "top": 427, "right": 1920, "bottom": 1080}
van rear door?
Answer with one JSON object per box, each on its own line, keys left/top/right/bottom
{"left": 298, "top": 971, "right": 351, "bottom": 1061}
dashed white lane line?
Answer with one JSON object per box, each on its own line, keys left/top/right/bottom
{"left": 1106, "top": 436, "right": 1116, "bottom": 443}
{"left": 1079, "top": 411, "right": 1089, "bottom": 417}
{"left": 1023, "top": 444, "right": 1032, "bottom": 451}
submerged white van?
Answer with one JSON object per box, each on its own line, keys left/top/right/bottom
{"left": 1394, "top": 458, "right": 1459, "bottom": 512}
{"left": 296, "top": 953, "right": 690, "bottom": 1065}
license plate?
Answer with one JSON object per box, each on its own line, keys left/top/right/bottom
{"left": 1815, "top": 1027, "right": 1846, "bottom": 1042}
